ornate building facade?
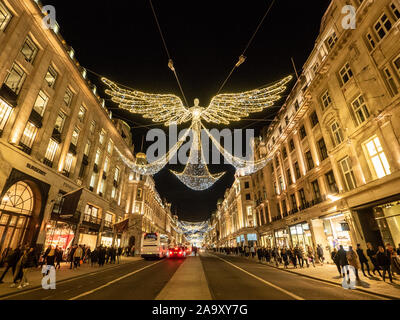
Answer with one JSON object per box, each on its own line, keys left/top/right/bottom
{"left": 0, "top": 0, "right": 182, "bottom": 256}
{"left": 207, "top": 0, "right": 400, "bottom": 259}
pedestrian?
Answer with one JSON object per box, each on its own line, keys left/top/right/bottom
{"left": 331, "top": 248, "right": 341, "bottom": 276}
{"left": 43, "top": 245, "right": 56, "bottom": 267}
{"left": 316, "top": 244, "right": 324, "bottom": 265}
{"left": 69, "top": 245, "right": 76, "bottom": 269}
{"left": 98, "top": 246, "right": 106, "bottom": 267}
{"left": 55, "top": 246, "right": 63, "bottom": 270}
{"left": 73, "top": 245, "right": 83, "bottom": 269}
{"left": 257, "top": 247, "right": 263, "bottom": 263}
{"left": 91, "top": 248, "right": 98, "bottom": 267}
{"left": 306, "top": 245, "right": 315, "bottom": 268}
{"left": 356, "top": 244, "right": 371, "bottom": 277}
{"left": 391, "top": 250, "right": 400, "bottom": 276}
{"left": 294, "top": 245, "right": 304, "bottom": 268}
{"left": 281, "top": 248, "right": 289, "bottom": 268}
{"left": 117, "top": 247, "right": 122, "bottom": 264}
{"left": 336, "top": 245, "right": 349, "bottom": 279}
{"left": 250, "top": 246, "right": 255, "bottom": 259}
{"left": 376, "top": 246, "right": 393, "bottom": 283}
{"left": 346, "top": 246, "right": 361, "bottom": 281}
{"left": 366, "top": 242, "right": 382, "bottom": 277}
{"left": 0, "top": 246, "right": 21, "bottom": 284}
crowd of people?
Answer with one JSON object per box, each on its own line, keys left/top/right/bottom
{"left": 0, "top": 243, "right": 136, "bottom": 289}
{"left": 213, "top": 242, "right": 400, "bottom": 284}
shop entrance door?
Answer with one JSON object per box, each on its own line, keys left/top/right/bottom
{"left": 0, "top": 182, "right": 34, "bottom": 256}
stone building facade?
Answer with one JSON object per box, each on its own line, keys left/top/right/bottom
{"left": 0, "top": 0, "right": 182, "bottom": 256}
{"left": 207, "top": 0, "right": 400, "bottom": 259}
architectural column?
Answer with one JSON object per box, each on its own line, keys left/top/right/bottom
{"left": 329, "top": 154, "right": 345, "bottom": 193}
{"left": 304, "top": 117, "right": 321, "bottom": 167}
{"left": 293, "top": 132, "right": 307, "bottom": 176}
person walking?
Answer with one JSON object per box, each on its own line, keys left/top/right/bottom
{"left": 331, "top": 248, "right": 341, "bottom": 276}
{"left": 98, "top": 246, "right": 106, "bottom": 267}
{"left": 281, "top": 248, "right": 289, "bottom": 268}
{"left": 43, "top": 246, "right": 56, "bottom": 267}
{"left": 356, "top": 244, "right": 371, "bottom": 277}
{"left": 250, "top": 246, "right": 255, "bottom": 259}
{"left": 336, "top": 245, "right": 349, "bottom": 279}
{"left": 69, "top": 245, "right": 76, "bottom": 269}
{"left": 295, "top": 245, "right": 305, "bottom": 268}
{"left": 18, "top": 247, "right": 38, "bottom": 289}
{"left": 117, "top": 247, "right": 122, "bottom": 264}
{"left": 376, "top": 246, "right": 393, "bottom": 283}
{"left": 306, "top": 245, "right": 315, "bottom": 268}
{"left": 366, "top": 242, "right": 382, "bottom": 277}
{"left": 73, "top": 245, "right": 83, "bottom": 269}
{"left": 346, "top": 246, "right": 361, "bottom": 281}
{"left": 55, "top": 246, "right": 63, "bottom": 270}
{"left": 257, "top": 247, "right": 263, "bottom": 263}
{"left": 0, "top": 246, "right": 21, "bottom": 284}
{"left": 316, "top": 244, "right": 324, "bottom": 265}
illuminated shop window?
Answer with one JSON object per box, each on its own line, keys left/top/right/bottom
{"left": 365, "top": 136, "right": 391, "bottom": 179}
{"left": 63, "top": 152, "right": 74, "bottom": 174}
{"left": 44, "top": 139, "right": 59, "bottom": 167}
{"left": 19, "top": 122, "right": 38, "bottom": 153}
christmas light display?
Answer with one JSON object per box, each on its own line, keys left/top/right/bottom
{"left": 178, "top": 220, "right": 212, "bottom": 244}
{"left": 105, "top": 75, "right": 292, "bottom": 190}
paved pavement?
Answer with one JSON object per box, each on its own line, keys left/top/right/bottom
{"left": 0, "top": 252, "right": 393, "bottom": 300}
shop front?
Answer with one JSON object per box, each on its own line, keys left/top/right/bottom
{"left": 289, "top": 222, "right": 313, "bottom": 249}
{"left": 78, "top": 228, "right": 99, "bottom": 250}
{"left": 374, "top": 201, "right": 400, "bottom": 247}
{"left": 260, "top": 231, "right": 274, "bottom": 248}
{"left": 247, "top": 233, "right": 258, "bottom": 247}
{"left": 44, "top": 221, "right": 75, "bottom": 251}
{"left": 321, "top": 213, "right": 353, "bottom": 250}
{"left": 274, "top": 228, "right": 290, "bottom": 248}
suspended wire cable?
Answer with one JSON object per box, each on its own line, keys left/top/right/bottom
{"left": 148, "top": 0, "right": 190, "bottom": 107}
{"left": 216, "top": 0, "right": 276, "bottom": 95}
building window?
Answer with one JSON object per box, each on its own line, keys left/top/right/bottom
{"left": 366, "top": 33, "right": 376, "bottom": 50}
{"left": 19, "top": 122, "right": 38, "bottom": 153}
{"left": 111, "top": 187, "right": 117, "bottom": 199}
{"left": 95, "top": 149, "right": 101, "bottom": 166}
{"left": 99, "top": 130, "right": 106, "bottom": 145}
{"left": 84, "top": 141, "right": 91, "bottom": 157}
{"left": 77, "top": 106, "right": 86, "bottom": 123}
{"left": 89, "top": 174, "right": 97, "bottom": 190}
{"left": 0, "top": 2, "right": 12, "bottom": 31}
{"left": 393, "top": 56, "right": 400, "bottom": 77}
{"left": 282, "top": 147, "right": 288, "bottom": 159}
{"left": 326, "top": 32, "right": 337, "bottom": 50}
{"left": 294, "top": 100, "right": 299, "bottom": 112}
{"left": 137, "top": 188, "right": 143, "bottom": 200}
{"left": 321, "top": 90, "right": 332, "bottom": 111}
{"left": 317, "top": 138, "right": 328, "bottom": 161}
{"left": 331, "top": 121, "right": 344, "bottom": 147}
{"left": 305, "top": 151, "right": 314, "bottom": 171}
{"left": 32, "top": 90, "right": 49, "bottom": 116}
{"left": 351, "top": 95, "right": 370, "bottom": 125}
{"left": 374, "top": 13, "right": 392, "bottom": 40}
{"left": 114, "top": 167, "right": 120, "bottom": 183}
{"left": 325, "top": 170, "right": 338, "bottom": 194}
{"left": 44, "top": 139, "right": 59, "bottom": 167}
{"left": 99, "top": 179, "right": 105, "bottom": 196}
{"left": 311, "top": 180, "right": 322, "bottom": 202}
{"left": 107, "top": 140, "right": 113, "bottom": 154}
{"left": 64, "top": 153, "right": 74, "bottom": 174}
{"left": 63, "top": 88, "right": 73, "bottom": 107}
{"left": 21, "top": 37, "right": 38, "bottom": 63}
{"left": 299, "top": 125, "right": 307, "bottom": 140}
{"left": 103, "top": 157, "right": 110, "bottom": 174}
{"left": 84, "top": 204, "right": 99, "bottom": 220}
{"left": 45, "top": 66, "right": 58, "bottom": 88}
{"left": 364, "top": 136, "right": 391, "bottom": 179}
{"left": 339, "top": 157, "right": 357, "bottom": 191}
{"left": 289, "top": 139, "right": 295, "bottom": 152}
{"left": 390, "top": 2, "right": 400, "bottom": 20}
{"left": 244, "top": 181, "right": 250, "bottom": 189}
{"left": 287, "top": 168, "right": 292, "bottom": 185}
{"left": 383, "top": 67, "right": 398, "bottom": 96}
{"left": 71, "top": 128, "right": 80, "bottom": 146}
{"left": 90, "top": 120, "right": 96, "bottom": 134}
{"left": 299, "top": 189, "right": 307, "bottom": 207}
{"left": 275, "top": 157, "right": 280, "bottom": 168}
{"left": 245, "top": 193, "right": 251, "bottom": 201}
{"left": 282, "top": 200, "right": 287, "bottom": 215}
{"left": 310, "top": 111, "right": 319, "bottom": 128}
{"left": 0, "top": 99, "right": 13, "bottom": 133}
{"left": 54, "top": 113, "right": 65, "bottom": 133}
{"left": 339, "top": 62, "right": 353, "bottom": 86}
{"left": 279, "top": 176, "right": 284, "bottom": 192}
{"left": 4, "top": 63, "right": 26, "bottom": 94}
{"left": 294, "top": 161, "right": 301, "bottom": 179}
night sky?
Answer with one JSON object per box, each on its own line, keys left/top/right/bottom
{"left": 44, "top": 0, "right": 330, "bottom": 221}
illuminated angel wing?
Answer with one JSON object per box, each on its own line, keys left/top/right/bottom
{"left": 201, "top": 75, "right": 293, "bottom": 125}
{"left": 102, "top": 77, "right": 192, "bottom": 126}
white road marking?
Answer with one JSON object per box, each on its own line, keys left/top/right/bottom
{"left": 68, "top": 260, "right": 163, "bottom": 300}
{"left": 215, "top": 255, "right": 304, "bottom": 300}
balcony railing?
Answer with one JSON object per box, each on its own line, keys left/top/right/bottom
{"left": 83, "top": 214, "right": 102, "bottom": 225}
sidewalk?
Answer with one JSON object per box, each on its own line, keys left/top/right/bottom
{"left": 0, "top": 256, "right": 141, "bottom": 298}
{"left": 216, "top": 253, "right": 400, "bottom": 299}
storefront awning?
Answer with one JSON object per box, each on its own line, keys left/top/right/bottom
{"left": 114, "top": 219, "right": 129, "bottom": 233}
{"left": 351, "top": 193, "right": 400, "bottom": 211}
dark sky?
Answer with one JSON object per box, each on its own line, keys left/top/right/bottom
{"left": 45, "top": 0, "right": 330, "bottom": 221}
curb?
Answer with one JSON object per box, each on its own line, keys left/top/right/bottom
{"left": 0, "top": 259, "right": 141, "bottom": 300}
{"left": 215, "top": 253, "right": 400, "bottom": 300}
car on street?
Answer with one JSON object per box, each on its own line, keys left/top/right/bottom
{"left": 167, "top": 246, "right": 187, "bottom": 259}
